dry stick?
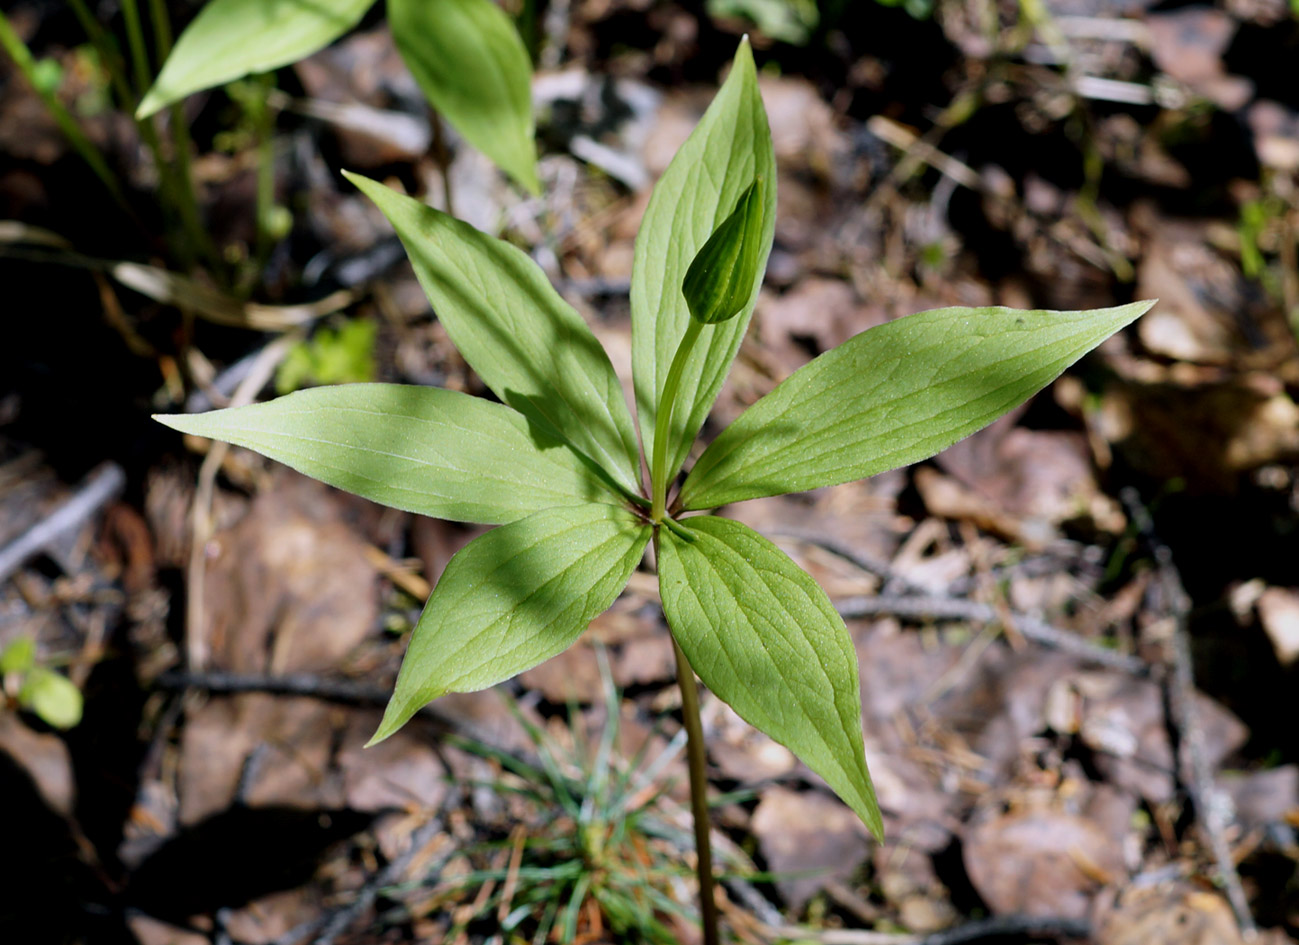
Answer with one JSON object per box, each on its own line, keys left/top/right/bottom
{"left": 0, "top": 463, "right": 126, "bottom": 583}
{"left": 308, "top": 816, "right": 450, "bottom": 945}
{"left": 772, "top": 529, "right": 1141, "bottom": 672}
{"left": 1122, "top": 488, "right": 1258, "bottom": 941}
{"left": 834, "top": 593, "right": 1147, "bottom": 675}
{"left": 757, "top": 913, "right": 1091, "bottom": 945}
{"left": 184, "top": 334, "right": 302, "bottom": 671}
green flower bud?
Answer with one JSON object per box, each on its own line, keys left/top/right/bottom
{"left": 682, "top": 177, "right": 766, "bottom": 325}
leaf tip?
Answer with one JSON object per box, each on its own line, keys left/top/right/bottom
{"left": 135, "top": 92, "right": 162, "bottom": 121}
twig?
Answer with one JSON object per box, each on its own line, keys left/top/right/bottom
{"left": 0, "top": 462, "right": 125, "bottom": 583}
{"left": 758, "top": 913, "right": 1090, "bottom": 945}
{"left": 183, "top": 334, "right": 301, "bottom": 671}
{"left": 834, "top": 594, "right": 1148, "bottom": 675}
{"left": 310, "top": 816, "right": 449, "bottom": 945}
{"left": 1122, "top": 488, "right": 1258, "bottom": 941}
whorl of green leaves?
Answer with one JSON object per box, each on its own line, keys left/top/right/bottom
{"left": 154, "top": 39, "right": 1154, "bottom": 841}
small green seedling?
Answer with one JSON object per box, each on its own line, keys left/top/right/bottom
{"left": 156, "top": 39, "right": 1152, "bottom": 940}
{"left": 0, "top": 636, "right": 83, "bottom": 730}
{"left": 138, "top": 0, "right": 539, "bottom": 193}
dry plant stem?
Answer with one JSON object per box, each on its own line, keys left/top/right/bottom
{"left": 1122, "top": 489, "right": 1257, "bottom": 940}
{"left": 185, "top": 333, "right": 301, "bottom": 671}
{"left": 0, "top": 462, "right": 125, "bottom": 582}
{"left": 0, "top": 14, "right": 129, "bottom": 213}
{"left": 672, "top": 630, "right": 721, "bottom": 945}
{"left": 835, "top": 593, "right": 1148, "bottom": 675}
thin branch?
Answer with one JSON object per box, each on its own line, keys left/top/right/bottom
{"left": 1122, "top": 488, "right": 1258, "bottom": 941}
{"left": 835, "top": 594, "right": 1148, "bottom": 675}
{"left": 0, "top": 462, "right": 125, "bottom": 583}
{"left": 759, "top": 914, "right": 1090, "bottom": 945}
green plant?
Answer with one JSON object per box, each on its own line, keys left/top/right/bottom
{"left": 0, "top": 637, "right": 83, "bottom": 730}
{"left": 274, "top": 316, "right": 377, "bottom": 394}
{"left": 415, "top": 651, "right": 694, "bottom": 943}
{"left": 137, "top": 0, "right": 539, "bottom": 194}
{"left": 156, "top": 39, "right": 1153, "bottom": 942}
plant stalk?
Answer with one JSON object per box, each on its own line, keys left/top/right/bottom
{"left": 650, "top": 318, "right": 704, "bottom": 522}
{"left": 0, "top": 12, "right": 130, "bottom": 213}
{"left": 671, "top": 629, "right": 720, "bottom": 945}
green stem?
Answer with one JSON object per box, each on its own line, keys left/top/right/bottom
{"left": 119, "top": 0, "right": 152, "bottom": 96}
{"left": 0, "top": 12, "right": 130, "bottom": 213}
{"left": 650, "top": 318, "right": 704, "bottom": 522}
{"left": 671, "top": 622, "right": 720, "bottom": 945}
{"left": 146, "top": 0, "right": 173, "bottom": 59}
{"left": 252, "top": 73, "right": 277, "bottom": 280}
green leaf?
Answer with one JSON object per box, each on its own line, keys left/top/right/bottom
{"left": 389, "top": 0, "right": 539, "bottom": 194}
{"left": 371, "top": 503, "right": 651, "bottom": 743}
{"left": 20, "top": 667, "right": 83, "bottom": 730}
{"left": 658, "top": 515, "right": 882, "bottom": 838}
{"left": 680, "top": 301, "right": 1154, "bottom": 510}
{"left": 137, "top": 0, "right": 374, "bottom": 118}
{"left": 682, "top": 177, "right": 766, "bottom": 325}
{"left": 0, "top": 636, "right": 35, "bottom": 674}
{"left": 631, "top": 37, "right": 776, "bottom": 487}
{"left": 345, "top": 172, "right": 643, "bottom": 500}
{"left": 155, "top": 384, "right": 620, "bottom": 525}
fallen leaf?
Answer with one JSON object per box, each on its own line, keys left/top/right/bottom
{"left": 751, "top": 786, "right": 871, "bottom": 913}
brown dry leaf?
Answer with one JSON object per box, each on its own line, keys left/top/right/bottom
{"left": 754, "top": 278, "right": 886, "bottom": 377}
{"left": 1095, "top": 373, "right": 1299, "bottom": 493}
{"left": 1222, "top": 764, "right": 1299, "bottom": 830}
{"left": 963, "top": 808, "right": 1125, "bottom": 918}
{"left": 1145, "top": 9, "right": 1253, "bottom": 110}
{"left": 338, "top": 712, "right": 447, "bottom": 813}
{"left": 201, "top": 473, "right": 379, "bottom": 675}
{"left": 1247, "top": 101, "right": 1299, "bottom": 173}
{"left": 222, "top": 887, "right": 322, "bottom": 945}
{"left": 751, "top": 786, "right": 871, "bottom": 913}
{"left": 757, "top": 76, "right": 851, "bottom": 182}
{"left": 1095, "top": 883, "right": 1250, "bottom": 945}
{"left": 127, "top": 915, "right": 210, "bottom": 945}
{"left": 930, "top": 419, "right": 1126, "bottom": 544}
{"left": 520, "top": 641, "right": 605, "bottom": 704}
{"left": 704, "top": 692, "right": 797, "bottom": 783}
{"left": 1258, "top": 587, "right": 1299, "bottom": 666}
{"left": 1060, "top": 671, "right": 1248, "bottom": 802}
{"left": 0, "top": 713, "right": 74, "bottom": 816}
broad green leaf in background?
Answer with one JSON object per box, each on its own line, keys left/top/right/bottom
{"left": 632, "top": 36, "right": 775, "bottom": 486}
{"left": 137, "top": 0, "right": 374, "bottom": 118}
{"left": 371, "top": 503, "right": 651, "bottom": 743}
{"left": 679, "top": 301, "right": 1154, "bottom": 510}
{"left": 20, "top": 667, "right": 84, "bottom": 730}
{"left": 0, "top": 636, "right": 35, "bottom": 674}
{"left": 658, "top": 515, "right": 882, "bottom": 839}
{"left": 155, "top": 384, "right": 620, "bottom": 525}
{"left": 389, "top": 0, "right": 539, "bottom": 194}
{"left": 345, "top": 172, "right": 643, "bottom": 499}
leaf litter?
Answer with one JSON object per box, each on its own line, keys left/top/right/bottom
{"left": 3, "top": 1, "right": 1299, "bottom": 942}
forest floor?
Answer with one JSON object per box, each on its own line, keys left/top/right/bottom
{"left": 2, "top": 1, "right": 1299, "bottom": 943}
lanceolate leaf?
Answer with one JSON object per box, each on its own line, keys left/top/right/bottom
{"left": 632, "top": 38, "right": 775, "bottom": 486}
{"left": 372, "top": 504, "right": 651, "bottom": 743}
{"left": 155, "top": 384, "right": 620, "bottom": 525}
{"left": 658, "top": 516, "right": 882, "bottom": 839}
{"left": 345, "top": 172, "right": 643, "bottom": 499}
{"left": 137, "top": 0, "right": 373, "bottom": 118}
{"left": 680, "top": 301, "right": 1154, "bottom": 510}
{"left": 389, "top": 0, "right": 539, "bottom": 194}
